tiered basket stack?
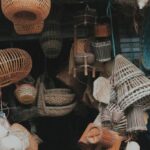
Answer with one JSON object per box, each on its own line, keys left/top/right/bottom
{"left": 1, "top": 0, "right": 51, "bottom": 35}
{"left": 113, "top": 54, "right": 150, "bottom": 132}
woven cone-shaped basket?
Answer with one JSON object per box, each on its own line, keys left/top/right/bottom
{"left": 0, "top": 48, "right": 32, "bottom": 88}
{"left": 15, "top": 84, "right": 37, "bottom": 105}
{"left": 1, "top": 0, "right": 51, "bottom": 24}
{"left": 117, "top": 75, "right": 150, "bottom": 110}
{"left": 113, "top": 55, "right": 144, "bottom": 87}
{"left": 126, "top": 106, "right": 147, "bottom": 132}
{"left": 14, "top": 22, "right": 44, "bottom": 35}
{"left": 11, "top": 123, "right": 38, "bottom": 150}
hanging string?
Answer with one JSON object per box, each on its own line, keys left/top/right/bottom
{"left": 107, "top": 0, "right": 116, "bottom": 57}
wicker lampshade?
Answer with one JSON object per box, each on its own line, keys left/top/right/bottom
{"left": 1, "top": 0, "right": 51, "bottom": 24}
{"left": 113, "top": 55, "right": 144, "bottom": 87}
{"left": 0, "top": 48, "right": 32, "bottom": 88}
{"left": 14, "top": 22, "right": 44, "bottom": 35}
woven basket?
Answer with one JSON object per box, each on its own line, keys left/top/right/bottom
{"left": 15, "top": 84, "right": 37, "bottom": 105}
{"left": 126, "top": 106, "right": 147, "bottom": 132}
{"left": 14, "top": 22, "right": 44, "bottom": 35}
{"left": 0, "top": 48, "right": 32, "bottom": 88}
{"left": 1, "top": 0, "right": 51, "bottom": 24}
{"left": 91, "top": 40, "right": 111, "bottom": 62}
{"left": 117, "top": 75, "right": 150, "bottom": 110}
{"left": 44, "top": 88, "right": 75, "bottom": 106}
{"left": 113, "top": 55, "right": 144, "bottom": 87}
{"left": 40, "top": 20, "right": 62, "bottom": 59}
{"left": 37, "top": 78, "right": 76, "bottom": 117}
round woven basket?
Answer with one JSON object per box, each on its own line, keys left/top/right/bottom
{"left": 91, "top": 40, "right": 111, "bottom": 62}
{"left": 0, "top": 48, "right": 32, "bottom": 88}
{"left": 15, "top": 84, "right": 37, "bottom": 105}
{"left": 1, "top": 0, "right": 51, "bottom": 24}
{"left": 113, "top": 55, "right": 144, "bottom": 87}
{"left": 40, "top": 20, "right": 62, "bottom": 59}
{"left": 117, "top": 75, "right": 150, "bottom": 110}
{"left": 14, "top": 22, "right": 44, "bottom": 35}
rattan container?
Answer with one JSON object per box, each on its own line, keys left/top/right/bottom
{"left": 14, "top": 22, "right": 44, "bottom": 35}
{"left": 126, "top": 106, "right": 147, "bottom": 132}
{"left": 91, "top": 40, "right": 111, "bottom": 62}
{"left": 0, "top": 48, "right": 32, "bottom": 88}
{"left": 113, "top": 55, "right": 144, "bottom": 87}
{"left": 1, "top": 0, "right": 51, "bottom": 24}
{"left": 101, "top": 109, "right": 112, "bottom": 123}
{"left": 15, "top": 84, "right": 37, "bottom": 105}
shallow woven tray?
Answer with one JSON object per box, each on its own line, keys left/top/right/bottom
{"left": 113, "top": 55, "right": 144, "bottom": 87}
{"left": 117, "top": 75, "right": 150, "bottom": 110}
{"left": 0, "top": 48, "right": 32, "bottom": 88}
{"left": 2, "top": 0, "right": 51, "bottom": 24}
{"left": 14, "top": 22, "right": 44, "bottom": 35}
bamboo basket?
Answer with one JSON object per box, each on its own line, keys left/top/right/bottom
{"left": 117, "top": 75, "right": 150, "bottom": 110}
{"left": 91, "top": 40, "right": 111, "bottom": 62}
{"left": 37, "top": 78, "right": 76, "bottom": 117}
{"left": 0, "top": 48, "right": 32, "bottom": 88}
{"left": 113, "top": 55, "right": 144, "bottom": 87}
{"left": 1, "top": 0, "right": 51, "bottom": 24}
{"left": 101, "top": 109, "right": 112, "bottom": 123}
{"left": 126, "top": 106, "right": 147, "bottom": 132}
{"left": 15, "top": 84, "right": 37, "bottom": 105}
{"left": 14, "top": 22, "right": 44, "bottom": 35}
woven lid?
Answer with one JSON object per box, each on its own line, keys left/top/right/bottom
{"left": 113, "top": 55, "right": 144, "bottom": 87}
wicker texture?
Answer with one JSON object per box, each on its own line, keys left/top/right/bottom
{"left": 40, "top": 19, "right": 62, "bottom": 59}
{"left": 0, "top": 48, "right": 32, "bottom": 88}
{"left": 15, "top": 84, "right": 37, "bottom": 105}
{"left": 14, "top": 22, "right": 44, "bottom": 35}
{"left": 117, "top": 75, "right": 150, "bottom": 110}
{"left": 126, "top": 106, "right": 147, "bottom": 132}
{"left": 37, "top": 78, "right": 76, "bottom": 117}
{"left": 113, "top": 55, "right": 144, "bottom": 87}
{"left": 91, "top": 40, "right": 111, "bottom": 62}
{"left": 1, "top": 0, "right": 51, "bottom": 24}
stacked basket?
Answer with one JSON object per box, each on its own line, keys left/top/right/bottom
{"left": 1, "top": 0, "right": 51, "bottom": 35}
{"left": 113, "top": 54, "right": 150, "bottom": 132}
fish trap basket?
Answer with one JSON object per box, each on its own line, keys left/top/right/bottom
{"left": 0, "top": 48, "right": 32, "bottom": 88}
{"left": 117, "top": 75, "right": 150, "bottom": 111}
{"left": 14, "top": 22, "right": 44, "bottom": 35}
{"left": 40, "top": 20, "right": 62, "bottom": 59}
{"left": 126, "top": 106, "right": 147, "bottom": 132}
{"left": 44, "top": 88, "right": 75, "bottom": 106}
{"left": 37, "top": 79, "right": 76, "bottom": 117}
{"left": 1, "top": 0, "right": 51, "bottom": 24}
{"left": 91, "top": 40, "right": 111, "bottom": 62}
{"left": 15, "top": 84, "right": 37, "bottom": 105}
{"left": 113, "top": 55, "right": 144, "bottom": 87}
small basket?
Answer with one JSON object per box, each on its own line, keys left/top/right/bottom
{"left": 14, "top": 22, "right": 44, "bottom": 35}
{"left": 91, "top": 40, "right": 111, "bottom": 62}
{"left": 0, "top": 48, "right": 32, "bottom": 88}
{"left": 15, "top": 84, "right": 37, "bottom": 105}
{"left": 101, "top": 109, "right": 112, "bottom": 123}
{"left": 117, "top": 75, "right": 150, "bottom": 110}
{"left": 113, "top": 55, "right": 144, "bottom": 87}
{"left": 1, "top": 0, "right": 51, "bottom": 24}
{"left": 126, "top": 106, "right": 147, "bottom": 132}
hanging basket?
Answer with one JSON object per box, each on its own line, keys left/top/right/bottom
{"left": 40, "top": 20, "right": 62, "bottom": 59}
{"left": 14, "top": 22, "right": 44, "bottom": 35}
{"left": 0, "top": 48, "right": 32, "bottom": 88}
{"left": 1, "top": 0, "right": 51, "bottom": 24}
{"left": 91, "top": 40, "right": 112, "bottom": 62}
{"left": 15, "top": 84, "right": 37, "bottom": 105}
{"left": 117, "top": 75, "right": 150, "bottom": 110}
{"left": 113, "top": 55, "right": 144, "bottom": 87}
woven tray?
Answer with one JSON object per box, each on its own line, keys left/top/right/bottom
{"left": 0, "top": 48, "right": 32, "bottom": 88}
{"left": 14, "top": 22, "right": 44, "bottom": 35}
{"left": 117, "top": 75, "right": 150, "bottom": 110}
{"left": 2, "top": 0, "right": 51, "bottom": 24}
{"left": 113, "top": 55, "right": 144, "bottom": 87}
